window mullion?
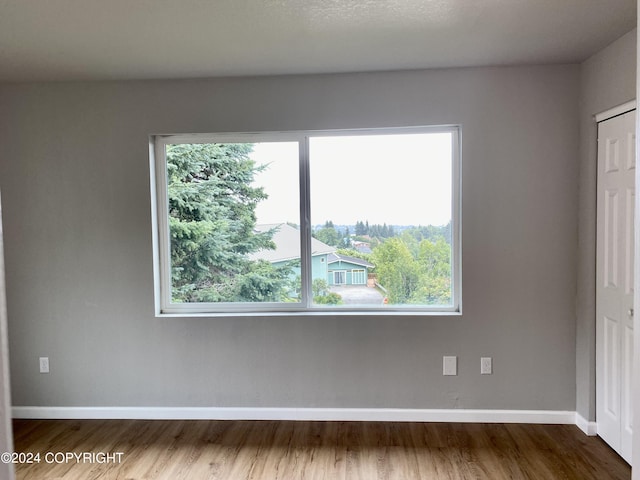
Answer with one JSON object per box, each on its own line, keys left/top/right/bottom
{"left": 299, "top": 136, "right": 313, "bottom": 308}
{"left": 154, "top": 137, "right": 172, "bottom": 314}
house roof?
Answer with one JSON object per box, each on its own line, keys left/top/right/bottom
{"left": 327, "top": 252, "right": 374, "bottom": 269}
{"left": 250, "top": 223, "right": 335, "bottom": 263}
{"left": 354, "top": 245, "right": 373, "bottom": 254}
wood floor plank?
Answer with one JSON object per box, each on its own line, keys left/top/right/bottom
{"left": 12, "top": 419, "right": 630, "bottom": 480}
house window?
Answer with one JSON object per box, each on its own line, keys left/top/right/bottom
{"left": 351, "top": 269, "right": 366, "bottom": 285}
{"left": 151, "top": 126, "right": 461, "bottom": 315}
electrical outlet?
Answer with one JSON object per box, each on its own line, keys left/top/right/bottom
{"left": 443, "top": 356, "right": 457, "bottom": 376}
{"left": 39, "top": 357, "right": 49, "bottom": 374}
{"left": 481, "top": 357, "right": 492, "bottom": 375}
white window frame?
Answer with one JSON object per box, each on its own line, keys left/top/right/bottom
{"left": 150, "top": 126, "right": 462, "bottom": 316}
{"left": 351, "top": 269, "right": 366, "bottom": 285}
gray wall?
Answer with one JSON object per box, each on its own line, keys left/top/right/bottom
{"left": 577, "top": 28, "right": 637, "bottom": 421}
{"left": 0, "top": 65, "right": 579, "bottom": 411}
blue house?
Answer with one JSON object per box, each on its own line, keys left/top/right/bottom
{"left": 252, "top": 224, "right": 374, "bottom": 285}
{"left": 326, "top": 252, "right": 374, "bottom": 286}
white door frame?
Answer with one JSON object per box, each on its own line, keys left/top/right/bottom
{"left": 635, "top": 39, "right": 640, "bottom": 476}
{"left": 595, "top": 101, "right": 637, "bottom": 123}
{"left": 595, "top": 106, "right": 636, "bottom": 462}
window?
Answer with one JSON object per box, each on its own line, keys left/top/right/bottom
{"left": 352, "top": 269, "right": 366, "bottom": 285}
{"left": 333, "top": 271, "right": 347, "bottom": 285}
{"left": 151, "top": 126, "right": 461, "bottom": 315}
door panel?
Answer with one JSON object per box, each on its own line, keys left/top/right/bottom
{"left": 604, "top": 189, "right": 619, "bottom": 289}
{"left": 597, "top": 109, "right": 635, "bottom": 464}
{"left": 604, "top": 316, "right": 620, "bottom": 420}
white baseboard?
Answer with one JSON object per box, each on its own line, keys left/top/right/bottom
{"left": 574, "top": 413, "right": 598, "bottom": 436}
{"left": 12, "top": 406, "right": 578, "bottom": 425}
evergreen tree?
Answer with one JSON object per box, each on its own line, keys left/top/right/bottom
{"left": 167, "top": 143, "right": 290, "bottom": 303}
{"left": 388, "top": 224, "right": 395, "bottom": 237}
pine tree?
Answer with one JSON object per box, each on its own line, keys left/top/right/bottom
{"left": 167, "top": 143, "right": 290, "bottom": 303}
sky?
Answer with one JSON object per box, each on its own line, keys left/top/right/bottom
{"left": 252, "top": 132, "right": 453, "bottom": 227}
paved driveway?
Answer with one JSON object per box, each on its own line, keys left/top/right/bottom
{"left": 329, "top": 285, "right": 385, "bottom": 305}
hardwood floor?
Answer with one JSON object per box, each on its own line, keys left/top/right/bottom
{"left": 12, "top": 419, "right": 630, "bottom": 479}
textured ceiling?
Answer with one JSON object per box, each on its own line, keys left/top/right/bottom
{"left": 0, "top": 0, "right": 636, "bottom": 82}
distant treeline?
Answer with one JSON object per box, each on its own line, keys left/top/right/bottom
{"left": 312, "top": 220, "right": 451, "bottom": 247}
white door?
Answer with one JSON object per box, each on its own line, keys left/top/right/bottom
{"left": 597, "top": 109, "right": 636, "bottom": 464}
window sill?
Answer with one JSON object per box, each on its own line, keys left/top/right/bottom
{"left": 155, "top": 308, "right": 463, "bottom": 318}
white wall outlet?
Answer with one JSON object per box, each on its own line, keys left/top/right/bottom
{"left": 481, "top": 357, "right": 492, "bottom": 375}
{"left": 39, "top": 357, "right": 49, "bottom": 374}
{"left": 443, "top": 356, "right": 457, "bottom": 376}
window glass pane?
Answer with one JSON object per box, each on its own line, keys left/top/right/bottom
{"left": 165, "top": 141, "right": 300, "bottom": 304}
{"left": 309, "top": 133, "right": 453, "bottom": 308}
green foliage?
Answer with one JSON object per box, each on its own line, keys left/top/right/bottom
{"left": 371, "top": 236, "right": 451, "bottom": 306}
{"left": 372, "top": 238, "right": 420, "bottom": 304}
{"left": 312, "top": 278, "right": 330, "bottom": 297}
{"left": 313, "top": 226, "right": 341, "bottom": 246}
{"left": 402, "top": 223, "right": 452, "bottom": 245}
{"left": 313, "top": 220, "right": 354, "bottom": 247}
{"left": 167, "top": 143, "right": 291, "bottom": 303}
{"left": 412, "top": 238, "right": 452, "bottom": 304}
{"left": 399, "top": 231, "right": 420, "bottom": 258}
{"left": 314, "top": 292, "right": 343, "bottom": 305}
{"left": 234, "top": 261, "right": 293, "bottom": 302}
{"left": 312, "top": 278, "right": 342, "bottom": 305}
